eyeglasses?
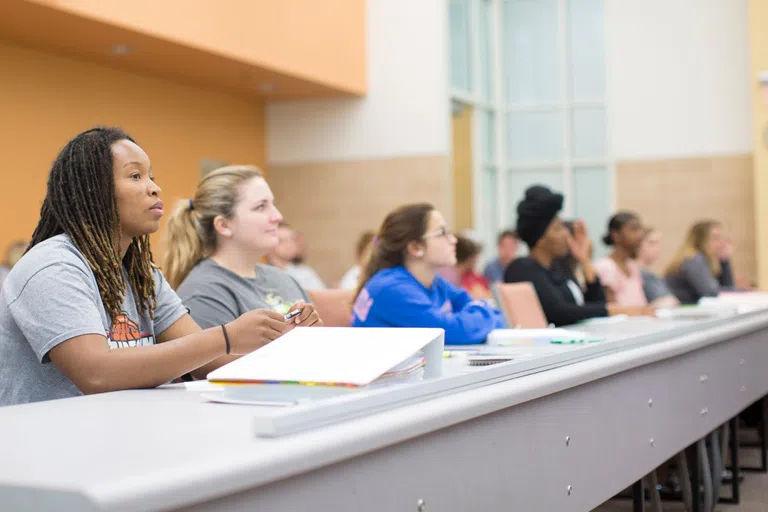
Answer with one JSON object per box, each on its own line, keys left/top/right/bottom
{"left": 422, "top": 226, "right": 455, "bottom": 240}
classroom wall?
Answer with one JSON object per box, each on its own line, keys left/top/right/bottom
{"left": 267, "top": 0, "right": 451, "bottom": 285}
{"left": 748, "top": 0, "right": 768, "bottom": 288}
{"left": 605, "top": 0, "right": 754, "bottom": 281}
{"left": 0, "top": 41, "right": 265, "bottom": 261}
{"left": 25, "top": 0, "right": 366, "bottom": 95}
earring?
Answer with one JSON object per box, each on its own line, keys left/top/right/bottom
{"left": 416, "top": 251, "right": 424, "bottom": 257}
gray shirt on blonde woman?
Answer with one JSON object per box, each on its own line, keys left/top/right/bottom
{"left": 176, "top": 258, "right": 309, "bottom": 329}
{"left": 665, "top": 252, "right": 735, "bottom": 304}
{"left": 0, "top": 235, "right": 187, "bottom": 407}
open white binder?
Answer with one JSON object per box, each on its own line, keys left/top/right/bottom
{"left": 206, "top": 327, "right": 445, "bottom": 387}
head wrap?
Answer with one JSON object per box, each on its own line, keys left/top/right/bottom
{"left": 515, "top": 185, "right": 564, "bottom": 248}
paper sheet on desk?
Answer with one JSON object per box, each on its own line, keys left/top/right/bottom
{"left": 486, "top": 328, "right": 598, "bottom": 346}
{"left": 184, "top": 380, "right": 225, "bottom": 392}
{"left": 699, "top": 293, "right": 768, "bottom": 314}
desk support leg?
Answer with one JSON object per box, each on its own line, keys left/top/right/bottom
{"left": 731, "top": 417, "right": 741, "bottom": 504}
{"left": 762, "top": 397, "right": 767, "bottom": 472}
{"left": 632, "top": 479, "right": 645, "bottom": 512}
{"left": 742, "top": 396, "right": 768, "bottom": 473}
{"left": 699, "top": 438, "right": 713, "bottom": 512}
{"left": 691, "top": 443, "right": 701, "bottom": 512}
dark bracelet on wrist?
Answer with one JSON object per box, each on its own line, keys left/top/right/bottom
{"left": 220, "top": 324, "right": 231, "bottom": 355}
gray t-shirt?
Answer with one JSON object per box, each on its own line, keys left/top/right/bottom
{"left": 641, "top": 269, "right": 672, "bottom": 303}
{"left": 177, "top": 259, "right": 309, "bottom": 329}
{"left": 0, "top": 234, "right": 187, "bottom": 407}
{"left": 665, "top": 252, "right": 720, "bottom": 304}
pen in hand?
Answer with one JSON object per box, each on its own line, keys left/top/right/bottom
{"left": 284, "top": 307, "right": 304, "bottom": 323}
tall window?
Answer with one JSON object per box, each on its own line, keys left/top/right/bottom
{"left": 450, "top": 0, "right": 611, "bottom": 257}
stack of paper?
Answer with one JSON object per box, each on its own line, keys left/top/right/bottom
{"left": 699, "top": 293, "right": 768, "bottom": 313}
{"left": 656, "top": 304, "right": 738, "bottom": 320}
{"left": 486, "top": 328, "right": 602, "bottom": 346}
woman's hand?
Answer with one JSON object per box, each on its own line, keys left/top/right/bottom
{"left": 226, "top": 309, "right": 289, "bottom": 354}
{"left": 567, "top": 220, "right": 593, "bottom": 264}
{"left": 286, "top": 300, "right": 323, "bottom": 327}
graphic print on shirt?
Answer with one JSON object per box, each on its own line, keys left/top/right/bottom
{"left": 264, "top": 292, "right": 293, "bottom": 315}
{"left": 352, "top": 288, "right": 373, "bottom": 322}
{"left": 107, "top": 313, "right": 154, "bottom": 349}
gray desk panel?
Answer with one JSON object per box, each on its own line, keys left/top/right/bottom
{"left": 2, "top": 313, "right": 768, "bottom": 511}
{"left": 183, "top": 329, "right": 764, "bottom": 512}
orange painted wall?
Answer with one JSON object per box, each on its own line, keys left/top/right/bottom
{"left": 27, "top": 0, "right": 367, "bottom": 95}
{"left": 0, "top": 41, "right": 265, "bottom": 258}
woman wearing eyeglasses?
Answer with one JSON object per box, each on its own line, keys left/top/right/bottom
{"left": 351, "top": 203, "right": 504, "bottom": 344}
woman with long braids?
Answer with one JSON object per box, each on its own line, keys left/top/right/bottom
{"left": 0, "top": 127, "right": 292, "bottom": 406}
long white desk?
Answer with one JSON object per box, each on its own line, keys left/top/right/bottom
{"left": 2, "top": 310, "right": 768, "bottom": 511}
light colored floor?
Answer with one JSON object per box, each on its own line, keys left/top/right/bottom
{"left": 594, "top": 434, "right": 767, "bottom": 512}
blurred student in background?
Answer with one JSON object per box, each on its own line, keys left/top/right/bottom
{"left": 268, "top": 224, "right": 326, "bottom": 291}
{"left": 505, "top": 185, "right": 653, "bottom": 326}
{"left": 351, "top": 203, "right": 503, "bottom": 344}
{"left": 483, "top": 229, "right": 519, "bottom": 283}
{"left": 636, "top": 227, "right": 679, "bottom": 307}
{"left": 553, "top": 220, "right": 592, "bottom": 293}
{"left": 594, "top": 212, "right": 649, "bottom": 307}
{"left": 454, "top": 235, "right": 492, "bottom": 300}
{"left": 165, "top": 165, "right": 321, "bottom": 330}
{"left": 0, "top": 240, "right": 28, "bottom": 291}
{"left": 664, "top": 220, "right": 735, "bottom": 304}
{"left": 339, "top": 230, "right": 376, "bottom": 290}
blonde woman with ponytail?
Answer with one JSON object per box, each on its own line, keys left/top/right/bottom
{"left": 165, "top": 165, "right": 322, "bottom": 335}
{"left": 350, "top": 203, "right": 503, "bottom": 344}
{"left": 664, "top": 220, "right": 733, "bottom": 304}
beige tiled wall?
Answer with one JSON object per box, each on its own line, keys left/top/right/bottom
{"left": 616, "top": 153, "right": 755, "bottom": 283}
{"left": 268, "top": 155, "right": 451, "bottom": 285}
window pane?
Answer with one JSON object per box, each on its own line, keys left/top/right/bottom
{"left": 568, "top": 0, "right": 605, "bottom": 101}
{"left": 483, "top": 166, "right": 499, "bottom": 239}
{"left": 450, "top": 0, "right": 472, "bottom": 92}
{"left": 507, "top": 110, "right": 564, "bottom": 163}
{"left": 479, "top": 109, "right": 495, "bottom": 163}
{"left": 571, "top": 107, "right": 606, "bottom": 159}
{"left": 572, "top": 166, "right": 610, "bottom": 258}
{"left": 507, "top": 168, "right": 564, "bottom": 227}
{"left": 478, "top": 0, "right": 494, "bottom": 101}
{"left": 504, "top": 0, "right": 560, "bottom": 104}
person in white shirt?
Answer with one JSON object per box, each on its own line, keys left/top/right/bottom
{"left": 339, "top": 231, "right": 375, "bottom": 290}
{"left": 269, "top": 224, "right": 327, "bottom": 290}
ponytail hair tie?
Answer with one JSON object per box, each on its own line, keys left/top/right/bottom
{"left": 188, "top": 199, "right": 195, "bottom": 211}
{"left": 372, "top": 236, "right": 379, "bottom": 246}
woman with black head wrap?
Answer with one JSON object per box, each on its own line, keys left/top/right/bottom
{"left": 504, "top": 185, "right": 654, "bottom": 326}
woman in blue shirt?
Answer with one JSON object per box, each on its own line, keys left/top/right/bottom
{"left": 351, "top": 203, "right": 504, "bottom": 344}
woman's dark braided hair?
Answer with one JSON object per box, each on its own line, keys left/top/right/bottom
{"left": 28, "top": 127, "right": 157, "bottom": 322}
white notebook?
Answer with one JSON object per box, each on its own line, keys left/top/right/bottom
{"left": 207, "top": 327, "right": 444, "bottom": 387}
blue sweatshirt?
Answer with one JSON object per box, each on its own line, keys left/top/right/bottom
{"left": 351, "top": 266, "right": 505, "bottom": 344}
